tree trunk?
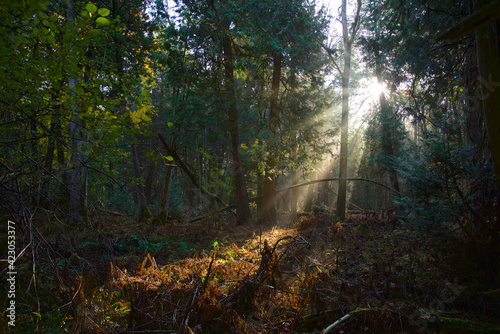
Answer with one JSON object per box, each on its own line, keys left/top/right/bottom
{"left": 475, "top": 4, "right": 500, "bottom": 192}
{"left": 222, "top": 32, "right": 251, "bottom": 224}
{"left": 336, "top": 0, "right": 361, "bottom": 221}
{"left": 290, "top": 162, "right": 299, "bottom": 221}
{"left": 379, "top": 90, "right": 401, "bottom": 194}
{"left": 259, "top": 53, "right": 282, "bottom": 224}
{"left": 336, "top": 45, "right": 351, "bottom": 221}
{"left": 304, "top": 172, "right": 316, "bottom": 212}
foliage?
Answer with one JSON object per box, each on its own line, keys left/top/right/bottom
{"left": 396, "top": 131, "right": 498, "bottom": 234}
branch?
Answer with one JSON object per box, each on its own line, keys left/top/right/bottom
{"left": 348, "top": 0, "right": 363, "bottom": 45}
{"left": 323, "top": 45, "right": 343, "bottom": 76}
{"left": 323, "top": 308, "right": 375, "bottom": 333}
{"left": 158, "top": 133, "right": 228, "bottom": 207}
{"left": 436, "top": 0, "right": 500, "bottom": 41}
{"left": 276, "top": 178, "right": 402, "bottom": 197}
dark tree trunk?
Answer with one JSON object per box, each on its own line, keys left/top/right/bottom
{"left": 259, "top": 53, "right": 282, "bottom": 224}
{"left": 475, "top": 3, "right": 500, "bottom": 192}
{"left": 222, "top": 31, "right": 251, "bottom": 224}
{"left": 379, "top": 90, "right": 401, "bottom": 194}
{"left": 304, "top": 172, "right": 316, "bottom": 213}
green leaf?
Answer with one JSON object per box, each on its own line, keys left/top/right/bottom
{"left": 46, "top": 35, "right": 56, "bottom": 45}
{"left": 167, "top": 122, "right": 173, "bottom": 128}
{"left": 96, "top": 17, "right": 110, "bottom": 25}
{"left": 166, "top": 156, "right": 174, "bottom": 162}
{"left": 38, "top": 2, "right": 48, "bottom": 11}
{"left": 98, "top": 8, "right": 110, "bottom": 17}
{"left": 86, "top": 3, "right": 98, "bottom": 14}
{"left": 89, "top": 29, "right": 101, "bottom": 37}
{"left": 140, "top": 89, "right": 148, "bottom": 97}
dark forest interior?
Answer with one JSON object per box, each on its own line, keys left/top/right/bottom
{"left": 1, "top": 0, "right": 500, "bottom": 332}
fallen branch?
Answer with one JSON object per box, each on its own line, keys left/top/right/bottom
{"left": 158, "top": 133, "right": 228, "bottom": 207}
{"left": 97, "top": 207, "right": 124, "bottom": 216}
{"left": 277, "top": 178, "right": 401, "bottom": 197}
{"left": 323, "top": 308, "right": 375, "bottom": 333}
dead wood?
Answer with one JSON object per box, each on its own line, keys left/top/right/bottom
{"left": 158, "top": 133, "right": 229, "bottom": 208}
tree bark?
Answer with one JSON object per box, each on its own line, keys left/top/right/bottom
{"left": 222, "top": 30, "right": 251, "bottom": 225}
{"left": 336, "top": 46, "right": 351, "bottom": 220}
{"left": 336, "top": 0, "right": 361, "bottom": 221}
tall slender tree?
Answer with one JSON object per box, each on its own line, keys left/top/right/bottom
{"left": 220, "top": 12, "right": 252, "bottom": 225}
{"left": 326, "top": 0, "right": 362, "bottom": 220}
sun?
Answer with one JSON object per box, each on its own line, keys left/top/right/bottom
{"left": 367, "top": 77, "right": 386, "bottom": 98}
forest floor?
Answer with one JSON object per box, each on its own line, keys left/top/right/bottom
{"left": 7, "top": 209, "right": 500, "bottom": 333}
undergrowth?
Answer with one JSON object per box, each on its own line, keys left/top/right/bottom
{"left": 2, "top": 210, "right": 500, "bottom": 333}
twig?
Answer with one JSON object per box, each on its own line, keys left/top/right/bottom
{"left": 202, "top": 255, "right": 215, "bottom": 294}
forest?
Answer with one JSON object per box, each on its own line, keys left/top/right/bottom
{"left": 1, "top": 0, "right": 500, "bottom": 332}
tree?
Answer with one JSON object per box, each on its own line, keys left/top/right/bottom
{"left": 325, "top": 0, "right": 362, "bottom": 220}
{"left": 217, "top": 2, "right": 252, "bottom": 225}
{"left": 471, "top": 0, "right": 500, "bottom": 193}
{"left": 238, "top": 0, "right": 328, "bottom": 224}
